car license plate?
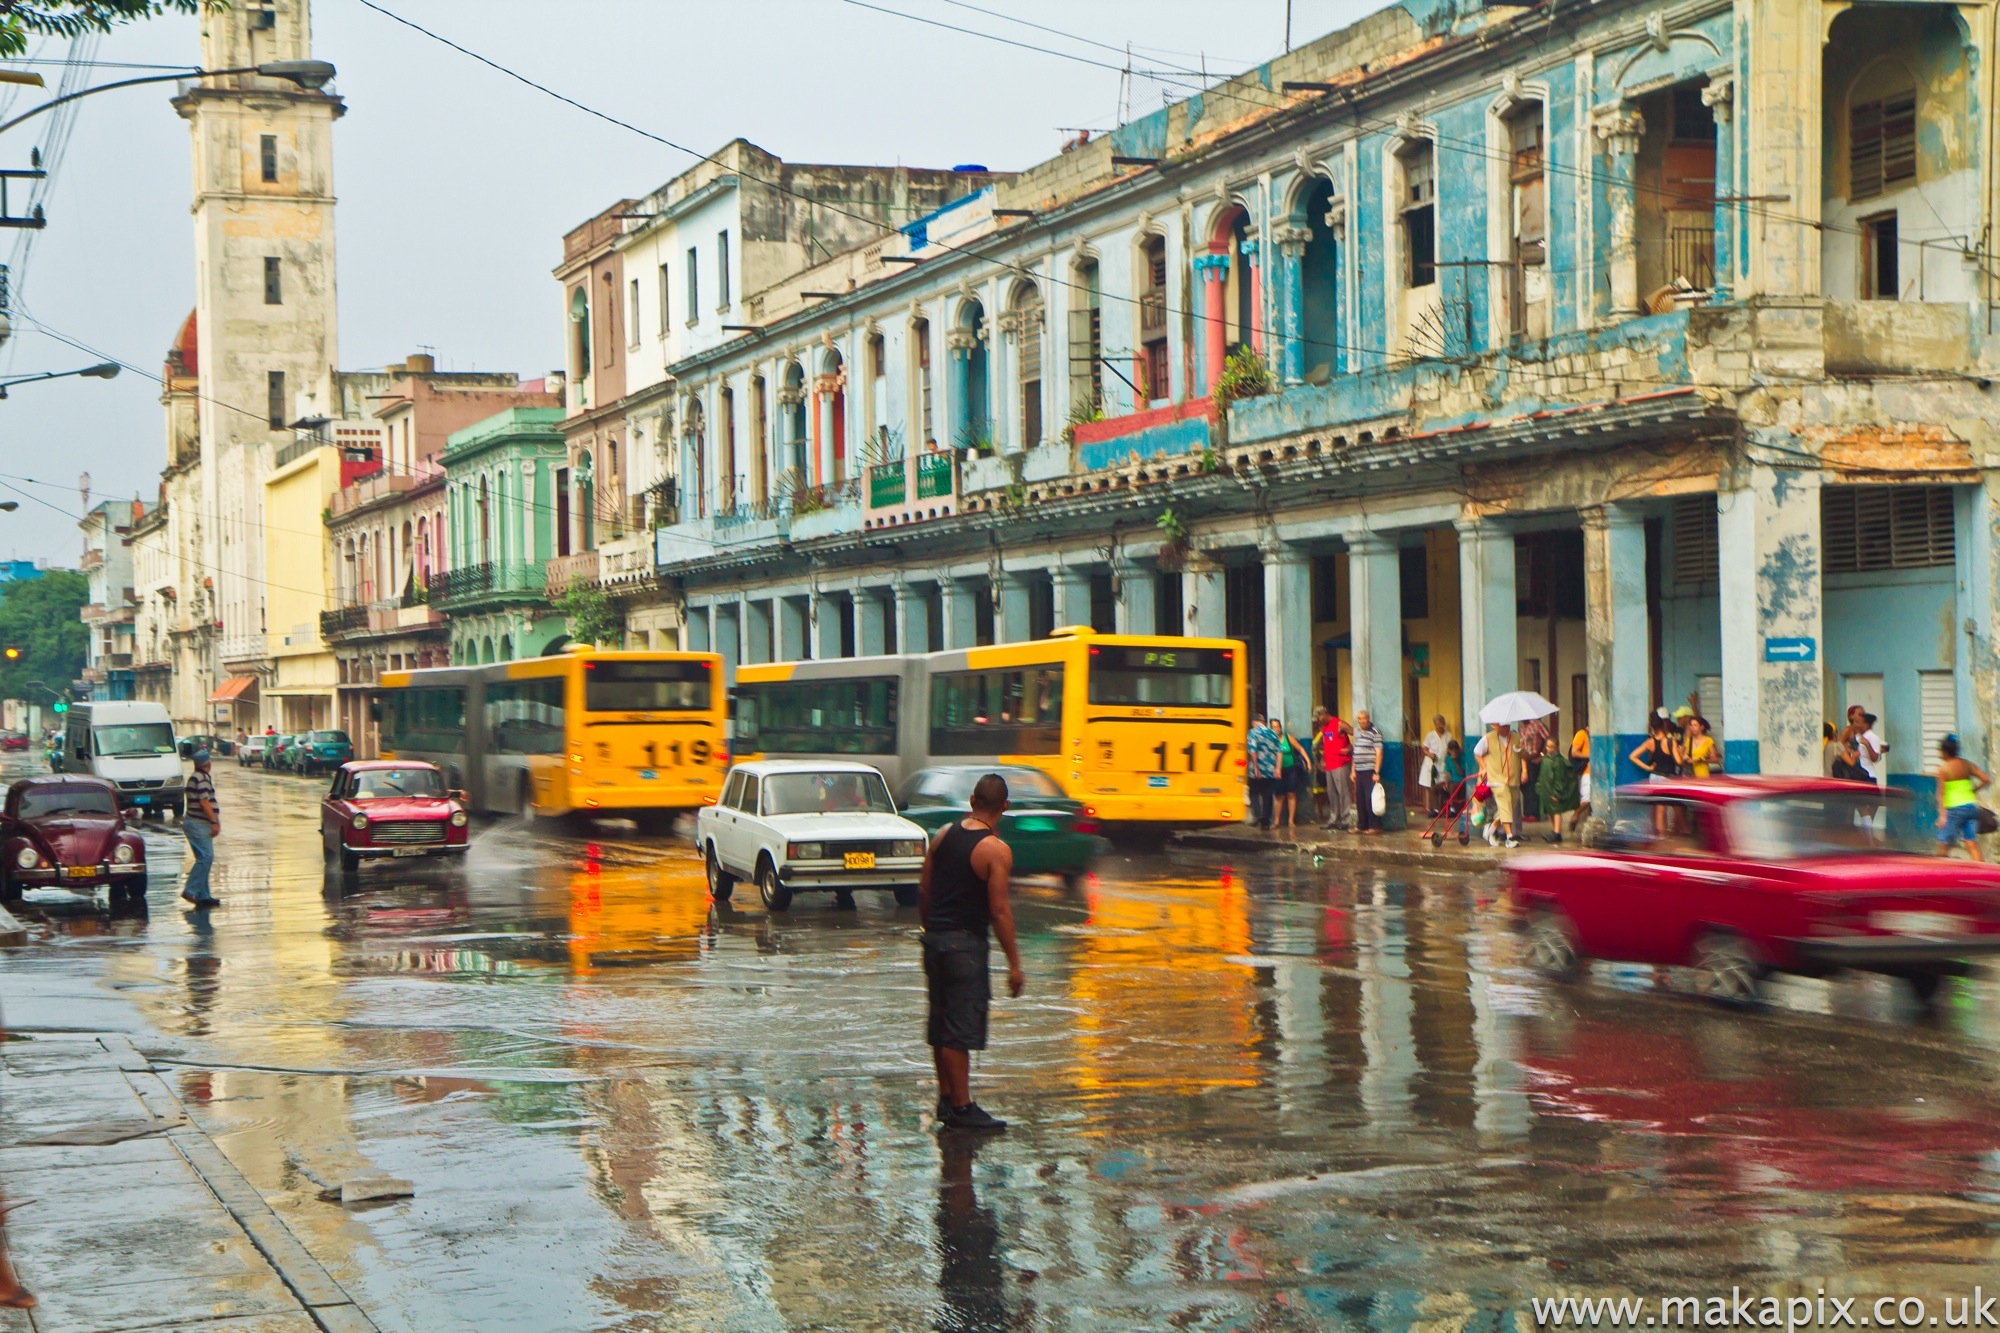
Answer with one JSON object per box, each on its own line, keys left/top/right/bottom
{"left": 1014, "top": 818, "right": 1057, "bottom": 832}
{"left": 392, "top": 847, "right": 427, "bottom": 858}
{"left": 64, "top": 866, "right": 97, "bottom": 879}
{"left": 639, "top": 769, "right": 657, "bottom": 780}
{"left": 1873, "top": 910, "right": 1967, "bottom": 936}
{"left": 133, "top": 795, "right": 150, "bottom": 805}
{"left": 844, "top": 851, "right": 876, "bottom": 870}
{"left": 1147, "top": 775, "right": 1170, "bottom": 789}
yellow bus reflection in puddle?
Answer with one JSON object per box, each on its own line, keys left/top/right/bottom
{"left": 1066, "top": 869, "right": 1258, "bottom": 1093}
{"left": 565, "top": 844, "right": 715, "bottom": 976}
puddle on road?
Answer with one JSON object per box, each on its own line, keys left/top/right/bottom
{"left": 6, "top": 757, "right": 2000, "bottom": 1328}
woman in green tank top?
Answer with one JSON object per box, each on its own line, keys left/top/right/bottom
{"left": 1934, "top": 733, "right": 1991, "bottom": 861}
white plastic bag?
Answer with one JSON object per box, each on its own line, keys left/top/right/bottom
{"left": 1417, "top": 756, "right": 1435, "bottom": 788}
{"left": 1579, "top": 770, "right": 1592, "bottom": 804}
{"left": 1370, "top": 778, "right": 1388, "bottom": 817}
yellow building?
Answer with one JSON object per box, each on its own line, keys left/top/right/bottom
{"left": 263, "top": 442, "right": 344, "bottom": 731}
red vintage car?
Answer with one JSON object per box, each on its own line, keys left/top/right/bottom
{"left": 320, "top": 760, "right": 470, "bottom": 874}
{"left": 0, "top": 732, "right": 30, "bottom": 752}
{"left": 0, "top": 775, "right": 148, "bottom": 910}
{"left": 1510, "top": 776, "right": 2000, "bottom": 1005}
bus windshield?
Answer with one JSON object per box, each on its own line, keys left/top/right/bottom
{"left": 584, "top": 660, "right": 713, "bottom": 713}
{"left": 93, "top": 723, "right": 179, "bottom": 757}
{"left": 1087, "top": 647, "right": 1234, "bottom": 707}
{"left": 762, "top": 771, "right": 897, "bottom": 816}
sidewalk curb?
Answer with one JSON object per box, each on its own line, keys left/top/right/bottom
{"left": 0, "top": 905, "right": 23, "bottom": 947}
{"left": 1173, "top": 826, "right": 1523, "bottom": 874}
{"left": 99, "top": 1034, "right": 381, "bottom": 1333}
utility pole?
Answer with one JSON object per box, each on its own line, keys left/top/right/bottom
{"left": 1286, "top": 0, "right": 1293, "bottom": 51}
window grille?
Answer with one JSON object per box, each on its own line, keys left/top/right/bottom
{"left": 1672, "top": 494, "right": 1719, "bottom": 586}
{"left": 1850, "top": 91, "right": 1917, "bottom": 201}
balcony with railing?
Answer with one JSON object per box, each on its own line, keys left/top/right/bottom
{"left": 322, "top": 597, "right": 444, "bottom": 640}
{"left": 544, "top": 550, "right": 600, "bottom": 599}
{"left": 79, "top": 548, "right": 105, "bottom": 572}
{"left": 330, "top": 470, "right": 417, "bottom": 520}
{"left": 861, "top": 452, "right": 956, "bottom": 531}
{"left": 432, "top": 561, "right": 547, "bottom": 611}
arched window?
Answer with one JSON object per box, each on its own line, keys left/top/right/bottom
{"left": 820, "top": 348, "right": 847, "bottom": 484}
{"left": 569, "top": 287, "right": 590, "bottom": 385}
{"left": 718, "top": 386, "right": 737, "bottom": 513}
{"left": 682, "top": 398, "right": 706, "bottom": 519}
{"left": 781, "top": 362, "right": 807, "bottom": 483}
{"left": 954, "top": 299, "right": 988, "bottom": 449}
{"left": 1066, "top": 260, "right": 1101, "bottom": 417}
{"left": 1301, "top": 180, "right": 1341, "bottom": 377}
{"left": 910, "top": 319, "right": 935, "bottom": 446}
{"left": 1137, "top": 235, "right": 1169, "bottom": 402}
{"left": 1008, "top": 279, "right": 1043, "bottom": 448}
{"left": 477, "top": 475, "right": 491, "bottom": 564}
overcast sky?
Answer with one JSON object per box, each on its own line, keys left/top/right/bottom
{"left": 0, "top": 0, "right": 1379, "bottom": 563}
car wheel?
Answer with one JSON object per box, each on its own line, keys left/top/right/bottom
{"left": 1907, "top": 970, "right": 1946, "bottom": 1009}
{"left": 1692, "top": 930, "right": 1763, "bottom": 1006}
{"left": 893, "top": 884, "right": 919, "bottom": 908}
{"left": 704, "top": 844, "right": 736, "bottom": 902}
{"left": 0, "top": 869, "right": 17, "bottom": 905}
{"left": 339, "top": 845, "right": 360, "bottom": 876}
{"left": 757, "top": 859, "right": 792, "bottom": 912}
{"left": 1061, "top": 871, "right": 1086, "bottom": 893}
{"left": 1525, "top": 908, "right": 1584, "bottom": 982}
{"left": 519, "top": 775, "right": 538, "bottom": 825}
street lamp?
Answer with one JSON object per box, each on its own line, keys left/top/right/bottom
{"left": 0, "top": 362, "right": 120, "bottom": 399}
{"left": 0, "top": 60, "right": 337, "bottom": 138}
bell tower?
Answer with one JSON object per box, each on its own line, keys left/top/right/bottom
{"left": 174, "top": 0, "right": 343, "bottom": 688}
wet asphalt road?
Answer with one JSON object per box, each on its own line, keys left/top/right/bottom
{"left": 6, "top": 757, "right": 2000, "bottom": 1331}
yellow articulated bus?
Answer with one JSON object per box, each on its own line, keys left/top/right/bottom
{"left": 379, "top": 649, "right": 727, "bottom": 826}
{"left": 732, "top": 628, "right": 1246, "bottom": 827}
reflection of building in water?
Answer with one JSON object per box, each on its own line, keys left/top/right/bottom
{"left": 1067, "top": 874, "right": 1259, "bottom": 1092}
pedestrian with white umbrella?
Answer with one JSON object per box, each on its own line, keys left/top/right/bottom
{"left": 1474, "top": 692, "right": 1556, "bottom": 849}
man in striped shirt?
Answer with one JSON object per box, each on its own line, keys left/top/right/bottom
{"left": 1352, "top": 711, "right": 1386, "bottom": 835}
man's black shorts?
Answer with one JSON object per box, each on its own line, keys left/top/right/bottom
{"left": 923, "top": 931, "right": 990, "bottom": 1051}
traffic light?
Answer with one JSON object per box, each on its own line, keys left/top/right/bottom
{"left": 50, "top": 700, "right": 65, "bottom": 714}
{"left": 2, "top": 646, "right": 20, "bottom": 660}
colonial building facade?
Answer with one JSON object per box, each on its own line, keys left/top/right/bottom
{"left": 613, "top": 0, "right": 2000, "bottom": 828}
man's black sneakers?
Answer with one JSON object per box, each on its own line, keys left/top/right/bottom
{"left": 943, "top": 1102, "right": 1007, "bottom": 1132}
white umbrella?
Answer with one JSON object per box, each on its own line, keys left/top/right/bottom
{"left": 1479, "top": 691, "right": 1559, "bottom": 726}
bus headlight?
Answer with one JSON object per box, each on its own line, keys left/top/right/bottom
{"left": 14, "top": 846, "right": 36, "bottom": 868}
{"left": 787, "top": 842, "right": 824, "bottom": 860}
{"left": 891, "top": 840, "right": 923, "bottom": 858}
{"left": 351, "top": 813, "right": 370, "bottom": 830}
{"left": 113, "top": 844, "right": 136, "bottom": 864}
{"left": 451, "top": 810, "right": 469, "bottom": 827}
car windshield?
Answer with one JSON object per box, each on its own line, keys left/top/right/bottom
{"left": 762, "top": 771, "right": 896, "bottom": 816}
{"left": 19, "top": 787, "right": 118, "bottom": 818}
{"left": 312, "top": 731, "right": 349, "bottom": 745}
{"left": 93, "top": 723, "right": 178, "bottom": 757}
{"left": 351, "top": 768, "right": 444, "bottom": 799}
{"left": 1726, "top": 791, "right": 1929, "bottom": 858}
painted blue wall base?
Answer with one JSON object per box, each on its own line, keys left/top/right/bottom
{"left": 1723, "top": 739, "right": 1759, "bottom": 775}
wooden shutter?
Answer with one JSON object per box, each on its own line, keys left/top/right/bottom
{"left": 1850, "top": 91, "right": 1916, "bottom": 201}
{"left": 1822, "top": 485, "right": 1954, "bottom": 573}
{"left": 1671, "top": 494, "right": 1719, "bottom": 587}
{"left": 1920, "top": 670, "right": 1956, "bottom": 761}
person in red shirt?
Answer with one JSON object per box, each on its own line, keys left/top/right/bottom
{"left": 1319, "top": 711, "right": 1354, "bottom": 830}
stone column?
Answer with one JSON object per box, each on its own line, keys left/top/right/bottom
{"left": 1701, "top": 76, "right": 1735, "bottom": 303}
{"left": 715, "top": 601, "right": 742, "bottom": 681}
{"left": 1051, "top": 561, "right": 1093, "bottom": 631}
{"left": 814, "top": 589, "right": 844, "bottom": 659}
{"left": 778, "top": 595, "right": 809, "bottom": 662}
{"left": 1347, "top": 533, "right": 1406, "bottom": 827}
{"left": 1593, "top": 103, "right": 1645, "bottom": 320}
{"left": 1114, "top": 559, "right": 1157, "bottom": 635}
{"left": 893, "top": 579, "right": 928, "bottom": 654}
{"left": 857, "top": 587, "right": 888, "bottom": 657}
{"left": 1582, "top": 505, "right": 1650, "bottom": 810}
{"left": 1455, "top": 517, "right": 1517, "bottom": 737}
{"left": 1262, "top": 539, "right": 1313, "bottom": 731}
{"left": 1195, "top": 253, "right": 1229, "bottom": 395}
{"left": 1718, "top": 465, "right": 1824, "bottom": 775}
{"left": 1955, "top": 485, "right": 1994, "bottom": 773}
{"left": 746, "top": 598, "right": 774, "bottom": 664}
{"left": 1185, "top": 556, "right": 1227, "bottom": 638}
{"left": 993, "top": 569, "right": 1033, "bottom": 644}
{"left": 1271, "top": 223, "right": 1310, "bottom": 386}
{"left": 1241, "top": 234, "right": 1263, "bottom": 355}
{"left": 940, "top": 578, "right": 977, "bottom": 650}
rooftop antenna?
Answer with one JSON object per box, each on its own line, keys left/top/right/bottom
{"left": 1118, "top": 43, "right": 1132, "bottom": 124}
{"left": 1286, "top": 0, "right": 1294, "bottom": 51}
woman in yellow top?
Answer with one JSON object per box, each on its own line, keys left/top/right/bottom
{"left": 1684, "top": 716, "right": 1718, "bottom": 778}
{"left": 1479, "top": 723, "right": 1526, "bottom": 849}
{"left": 1935, "top": 734, "right": 1991, "bottom": 861}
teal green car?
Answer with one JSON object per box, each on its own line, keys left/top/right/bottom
{"left": 897, "top": 765, "right": 1108, "bottom": 887}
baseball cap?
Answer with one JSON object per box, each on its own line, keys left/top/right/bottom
{"left": 192, "top": 748, "right": 211, "bottom": 763}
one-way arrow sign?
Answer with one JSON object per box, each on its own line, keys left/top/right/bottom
{"left": 1764, "top": 636, "right": 1816, "bottom": 663}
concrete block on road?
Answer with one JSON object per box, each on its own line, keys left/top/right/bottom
{"left": 325, "top": 1177, "right": 415, "bottom": 1205}
{"left": 0, "top": 905, "right": 24, "bottom": 946}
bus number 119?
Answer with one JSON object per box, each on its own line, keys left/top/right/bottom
{"left": 1151, "top": 741, "right": 1229, "bottom": 772}
{"left": 642, "top": 739, "right": 712, "bottom": 768}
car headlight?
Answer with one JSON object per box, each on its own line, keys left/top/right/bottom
{"left": 113, "top": 844, "right": 136, "bottom": 864}
{"left": 351, "top": 813, "right": 370, "bottom": 830}
{"left": 450, "top": 810, "right": 468, "bottom": 827}
{"left": 787, "top": 842, "right": 824, "bottom": 860}
{"left": 892, "top": 840, "right": 923, "bottom": 858}
{"left": 13, "top": 846, "right": 35, "bottom": 869}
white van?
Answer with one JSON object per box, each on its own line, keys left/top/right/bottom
{"left": 65, "top": 701, "right": 185, "bottom": 819}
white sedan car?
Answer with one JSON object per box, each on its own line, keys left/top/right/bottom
{"left": 697, "top": 760, "right": 929, "bottom": 911}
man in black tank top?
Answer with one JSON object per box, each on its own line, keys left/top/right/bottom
{"left": 919, "top": 773, "right": 1025, "bottom": 1132}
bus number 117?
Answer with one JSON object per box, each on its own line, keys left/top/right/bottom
{"left": 1152, "top": 741, "right": 1228, "bottom": 772}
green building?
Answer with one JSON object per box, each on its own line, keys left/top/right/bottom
{"left": 437, "top": 407, "right": 568, "bottom": 663}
